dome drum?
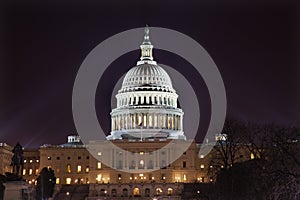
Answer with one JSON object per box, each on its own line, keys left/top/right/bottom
{"left": 116, "top": 91, "right": 178, "bottom": 108}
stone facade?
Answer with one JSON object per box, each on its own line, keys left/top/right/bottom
{"left": 0, "top": 143, "right": 13, "bottom": 175}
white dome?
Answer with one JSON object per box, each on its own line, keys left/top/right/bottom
{"left": 119, "top": 64, "right": 175, "bottom": 93}
{"left": 107, "top": 26, "right": 185, "bottom": 141}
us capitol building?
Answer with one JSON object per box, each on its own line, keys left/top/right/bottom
{"left": 1, "top": 27, "right": 252, "bottom": 199}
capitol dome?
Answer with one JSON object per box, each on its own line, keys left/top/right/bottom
{"left": 119, "top": 64, "right": 175, "bottom": 93}
{"left": 107, "top": 26, "right": 185, "bottom": 140}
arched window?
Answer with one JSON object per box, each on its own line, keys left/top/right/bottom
{"left": 145, "top": 188, "right": 150, "bottom": 197}
{"left": 167, "top": 188, "right": 173, "bottom": 195}
{"left": 156, "top": 188, "right": 163, "bottom": 195}
{"left": 122, "top": 188, "right": 128, "bottom": 197}
{"left": 100, "top": 189, "right": 107, "bottom": 197}
{"left": 111, "top": 189, "right": 117, "bottom": 197}
{"left": 138, "top": 160, "right": 145, "bottom": 169}
{"left": 133, "top": 188, "right": 140, "bottom": 196}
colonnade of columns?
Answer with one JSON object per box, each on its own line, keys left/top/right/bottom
{"left": 117, "top": 93, "right": 177, "bottom": 108}
{"left": 111, "top": 113, "right": 183, "bottom": 132}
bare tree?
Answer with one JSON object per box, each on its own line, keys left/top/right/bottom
{"left": 209, "top": 119, "right": 246, "bottom": 171}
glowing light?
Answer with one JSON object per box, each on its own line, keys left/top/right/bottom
{"left": 77, "top": 165, "right": 82, "bottom": 173}
{"left": 66, "top": 178, "right": 71, "bottom": 184}
{"left": 97, "top": 162, "right": 102, "bottom": 169}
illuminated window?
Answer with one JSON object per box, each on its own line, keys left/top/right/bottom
{"left": 96, "top": 174, "right": 102, "bottom": 182}
{"left": 66, "top": 178, "right": 71, "bottom": 184}
{"left": 250, "top": 153, "right": 255, "bottom": 159}
{"left": 139, "top": 151, "right": 144, "bottom": 155}
{"left": 56, "top": 178, "right": 60, "bottom": 184}
{"left": 35, "top": 169, "right": 39, "bottom": 175}
{"left": 29, "top": 169, "right": 33, "bottom": 175}
{"left": 29, "top": 160, "right": 33, "bottom": 163}
{"left": 140, "top": 160, "right": 144, "bottom": 166}
{"left": 67, "top": 164, "right": 71, "bottom": 173}
{"left": 23, "top": 169, "right": 26, "bottom": 175}
{"left": 167, "top": 188, "right": 173, "bottom": 195}
{"left": 133, "top": 188, "right": 140, "bottom": 196}
{"left": 77, "top": 165, "right": 82, "bottom": 173}
{"left": 85, "top": 166, "right": 89, "bottom": 173}
{"left": 156, "top": 188, "right": 163, "bottom": 195}
{"left": 200, "top": 164, "right": 205, "bottom": 169}
{"left": 97, "top": 162, "right": 102, "bottom": 169}
{"left": 24, "top": 160, "right": 27, "bottom": 163}
{"left": 36, "top": 159, "right": 39, "bottom": 163}
{"left": 183, "top": 174, "right": 187, "bottom": 181}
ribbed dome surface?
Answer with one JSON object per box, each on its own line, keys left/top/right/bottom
{"left": 119, "top": 64, "right": 174, "bottom": 93}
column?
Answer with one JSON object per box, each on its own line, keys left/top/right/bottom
{"left": 166, "top": 114, "right": 169, "bottom": 129}
{"left": 174, "top": 114, "right": 176, "bottom": 130}
{"left": 130, "top": 114, "right": 134, "bottom": 129}
{"left": 111, "top": 116, "right": 114, "bottom": 131}
{"left": 124, "top": 114, "right": 127, "bottom": 130}
{"left": 132, "top": 113, "right": 136, "bottom": 129}
{"left": 179, "top": 116, "right": 183, "bottom": 130}
{"left": 172, "top": 114, "right": 175, "bottom": 130}
{"left": 116, "top": 115, "right": 118, "bottom": 130}
{"left": 141, "top": 95, "right": 144, "bottom": 104}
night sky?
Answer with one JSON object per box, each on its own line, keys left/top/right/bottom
{"left": 0, "top": 0, "right": 299, "bottom": 148}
